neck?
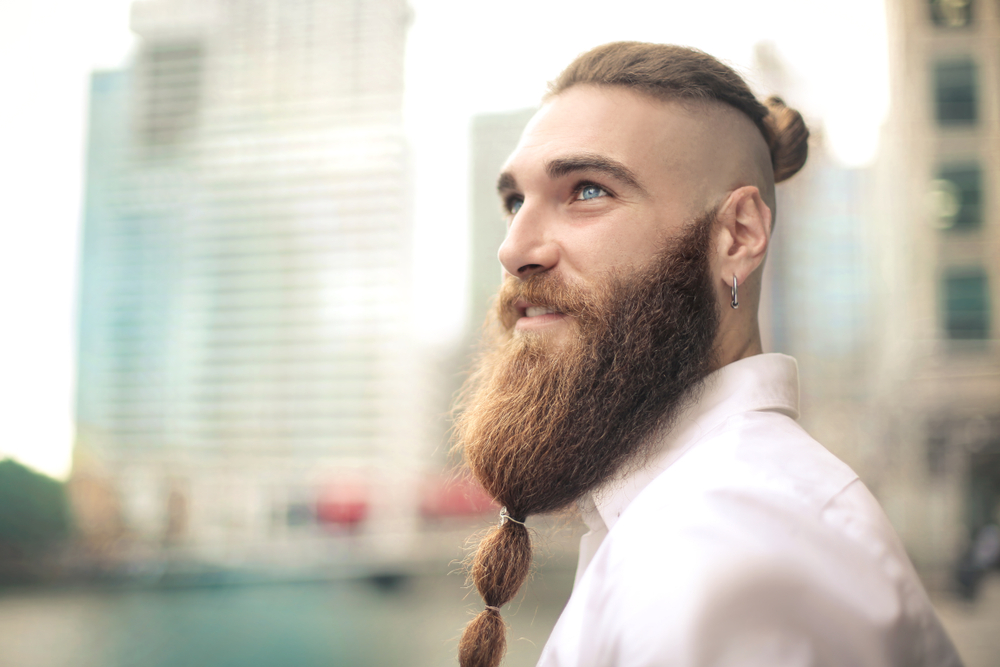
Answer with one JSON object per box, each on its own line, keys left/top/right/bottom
{"left": 713, "top": 313, "right": 763, "bottom": 371}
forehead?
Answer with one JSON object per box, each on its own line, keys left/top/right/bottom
{"left": 503, "top": 85, "right": 720, "bottom": 207}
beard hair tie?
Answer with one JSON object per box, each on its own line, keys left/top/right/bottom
{"left": 498, "top": 506, "right": 526, "bottom": 527}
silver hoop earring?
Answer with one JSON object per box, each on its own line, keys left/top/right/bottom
{"left": 731, "top": 275, "right": 739, "bottom": 309}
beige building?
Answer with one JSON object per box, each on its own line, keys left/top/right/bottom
{"left": 871, "top": 0, "right": 1000, "bottom": 570}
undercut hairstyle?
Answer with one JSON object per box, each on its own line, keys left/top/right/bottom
{"left": 548, "top": 41, "right": 809, "bottom": 183}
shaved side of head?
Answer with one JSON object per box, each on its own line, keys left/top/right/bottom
{"left": 639, "top": 96, "right": 777, "bottom": 221}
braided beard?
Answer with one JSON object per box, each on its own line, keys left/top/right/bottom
{"left": 454, "top": 209, "right": 720, "bottom": 522}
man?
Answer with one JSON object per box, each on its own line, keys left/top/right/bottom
{"left": 453, "top": 43, "right": 961, "bottom": 667}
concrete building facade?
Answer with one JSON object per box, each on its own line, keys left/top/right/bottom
{"left": 74, "top": 0, "right": 418, "bottom": 569}
{"left": 872, "top": 0, "right": 1000, "bottom": 570}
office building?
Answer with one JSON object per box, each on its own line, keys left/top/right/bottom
{"left": 871, "top": 0, "right": 1000, "bottom": 569}
{"left": 74, "top": 0, "right": 416, "bottom": 566}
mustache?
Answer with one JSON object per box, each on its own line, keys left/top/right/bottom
{"left": 495, "top": 272, "right": 606, "bottom": 331}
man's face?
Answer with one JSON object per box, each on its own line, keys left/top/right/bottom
{"left": 497, "top": 84, "right": 723, "bottom": 343}
{"left": 453, "top": 85, "right": 723, "bottom": 519}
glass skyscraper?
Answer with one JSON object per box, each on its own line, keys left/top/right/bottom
{"left": 75, "top": 0, "right": 416, "bottom": 565}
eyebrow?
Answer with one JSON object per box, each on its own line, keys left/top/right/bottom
{"left": 496, "top": 152, "right": 648, "bottom": 196}
{"left": 547, "top": 154, "right": 646, "bottom": 194}
{"left": 497, "top": 171, "right": 517, "bottom": 193}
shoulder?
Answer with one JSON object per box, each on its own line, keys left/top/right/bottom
{"left": 619, "top": 409, "right": 861, "bottom": 538}
{"left": 563, "top": 412, "right": 960, "bottom": 666}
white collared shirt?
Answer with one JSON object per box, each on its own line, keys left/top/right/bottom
{"left": 537, "top": 354, "right": 961, "bottom": 667}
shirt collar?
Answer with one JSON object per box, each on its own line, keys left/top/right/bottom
{"left": 580, "top": 353, "right": 800, "bottom": 534}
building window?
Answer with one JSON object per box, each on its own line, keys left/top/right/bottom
{"left": 138, "top": 42, "right": 203, "bottom": 147}
{"left": 944, "top": 269, "right": 990, "bottom": 339}
{"left": 936, "top": 163, "right": 983, "bottom": 230}
{"left": 930, "top": 0, "right": 973, "bottom": 27}
{"left": 934, "top": 59, "right": 978, "bottom": 126}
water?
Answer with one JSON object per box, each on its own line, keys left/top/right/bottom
{"left": 0, "top": 568, "right": 575, "bottom": 667}
{"left": 4, "top": 565, "right": 999, "bottom": 666}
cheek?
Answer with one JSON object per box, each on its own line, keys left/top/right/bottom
{"left": 558, "top": 208, "right": 677, "bottom": 277}
{"left": 588, "top": 225, "right": 666, "bottom": 271}
{"left": 562, "top": 239, "right": 656, "bottom": 284}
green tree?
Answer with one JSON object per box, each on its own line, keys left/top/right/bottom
{"left": 0, "top": 458, "right": 70, "bottom": 552}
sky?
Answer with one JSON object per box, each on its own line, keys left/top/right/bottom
{"left": 0, "top": 0, "right": 889, "bottom": 479}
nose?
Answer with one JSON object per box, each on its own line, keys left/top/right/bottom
{"left": 498, "top": 204, "right": 559, "bottom": 278}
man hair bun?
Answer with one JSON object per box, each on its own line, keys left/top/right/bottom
{"left": 763, "top": 96, "right": 809, "bottom": 183}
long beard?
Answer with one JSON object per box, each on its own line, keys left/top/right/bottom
{"left": 453, "top": 210, "right": 720, "bottom": 521}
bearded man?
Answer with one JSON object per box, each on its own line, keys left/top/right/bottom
{"left": 453, "top": 43, "right": 961, "bottom": 667}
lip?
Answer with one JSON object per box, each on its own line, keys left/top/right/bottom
{"left": 513, "top": 299, "right": 568, "bottom": 331}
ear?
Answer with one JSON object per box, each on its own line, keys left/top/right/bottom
{"left": 712, "top": 185, "right": 772, "bottom": 289}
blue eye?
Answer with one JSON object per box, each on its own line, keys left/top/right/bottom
{"left": 503, "top": 194, "right": 523, "bottom": 215}
{"left": 577, "top": 184, "right": 607, "bottom": 201}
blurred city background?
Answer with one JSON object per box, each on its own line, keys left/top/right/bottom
{"left": 0, "top": 0, "right": 998, "bottom": 665}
